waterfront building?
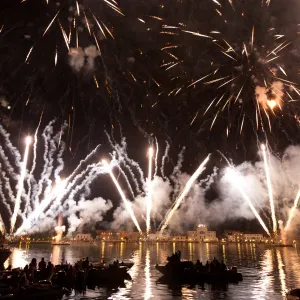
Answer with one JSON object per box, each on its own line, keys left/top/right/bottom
{"left": 96, "top": 230, "right": 140, "bottom": 242}
{"left": 120, "top": 232, "right": 140, "bottom": 242}
{"left": 196, "top": 224, "right": 218, "bottom": 242}
{"left": 187, "top": 231, "right": 197, "bottom": 242}
{"left": 185, "top": 225, "right": 218, "bottom": 242}
{"left": 158, "top": 232, "right": 171, "bottom": 242}
{"left": 147, "top": 233, "right": 158, "bottom": 241}
{"left": 172, "top": 236, "right": 187, "bottom": 242}
{"left": 244, "top": 233, "right": 265, "bottom": 242}
{"left": 147, "top": 232, "right": 170, "bottom": 242}
{"left": 223, "top": 230, "right": 266, "bottom": 243}
{"left": 187, "top": 225, "right": 218, "bottom": 242}
{"left": 74, "top": 233, "right": 93, "bottom": 241}
{"left": 96, "top": 231, "right": 116, "bottom": 241}
{"left": 224, "top": 230, "right": 244, "bottom": 242}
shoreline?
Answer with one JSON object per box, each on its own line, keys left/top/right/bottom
{"left": 7, "top": 240, "right": 295, "bottom": 246}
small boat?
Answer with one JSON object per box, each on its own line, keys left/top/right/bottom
{"left": 120, "top": 261, "right": 134, "bottom": 270}
{"left": 107, "top": 259, "right": 134, "bottom": 270}
{"left": 0, "top": 280, "right": 70, "bottom": 299}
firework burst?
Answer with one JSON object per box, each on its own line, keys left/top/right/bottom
{"left": 159, "top": 0, "right": 300, "bottom": 138}
{"left": 22, "top": 0, "right": 124, "bottom": 65}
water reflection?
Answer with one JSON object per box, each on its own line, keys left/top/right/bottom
{"left": 251, "top": 249, "right": 273, "bottom": 299}
{"left": 51, "top": 245, "right": 61, "bottom": 265}
{"left": 6, "top": 242, "right": 300, "bottom": 299}
{"left": 237, "top": 243, "right": 242, "bottom": 262}
{"left": 101, "top": 241, "right": 105, "bottom": 261}
{"left": 222, "top": 244, "right": 226, "bottom": 263}
{"left": 276, "top": 249, "right": 287, "bottom": 296}
{"left": 144, "top": 249, "right": 152, "bottom": 300}
{"left": 205, "top": 243, "right": 210, "bottom": 259}
{"left": 286, "top": 246, "right": 300, "bottom": 288}
{"left": 6, "top": 247, "right": 29, "bottom": 268}
{"left": 120, "top": 242, "right": 124, "bottom": 258}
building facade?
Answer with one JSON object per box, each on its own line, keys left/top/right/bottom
{"left": 147, "top": 232, "right": 170, "bottom": 242}
{"left": 188, "top": 224, "right": 218, "bottom": 242}
{"left": 96, "top": 230, "right": 140, "bottom": 242}
{"left": 223, "top": 230, "right": 266, "bottom": 243}
{"left": 244, "top": 233, "right": 265, "bottom": 242}
{"left": 172, "top": 236, "right": 187, "bottom": 242}
{"left": 187, "top": 231, "right": 197, "bottom": 242}
{"left": 74, "top": 233, "right": 93, "bottom": 241}
{"left": 96, "top": 231, "right": 116, "bottom": 241}
{"left": 224, "top": 230, "right": 244, "bottom": 242}
{"left": 121, "top": 232, "right": 140, "bottom": 242}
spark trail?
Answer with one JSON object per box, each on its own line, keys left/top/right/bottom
{"left": 159, "top": 154, "right": 210, "bottom": 235}
{"left": 285, "top": 189, "right": 300, "bottom": 231}
{"left": 0, "top": 120, "right": 113, "bottom": 236}
{"left": 10, "top": 136, "right": 32, "bottom": 233}
{"left": 102, "top": 160, "right": 142, "bottom": 235}
{"left": 226, "top": 168, "right": 271, "bottom": 236}
{"left": 261, "top": 144, "right": 277, "bottom": 233}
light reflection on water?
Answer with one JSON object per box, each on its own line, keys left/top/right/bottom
{"left": 276, "top": 249, "right": 287, "bottom": 297}
{"left": 144, "top": 249, "right": 151, "bottom": 300}
{"left": 5, "top": 242, "right": 300, "bottom": 299}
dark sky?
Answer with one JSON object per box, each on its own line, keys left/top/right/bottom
{"left": 0, "top": 0, "right": 300, "bottom": 233}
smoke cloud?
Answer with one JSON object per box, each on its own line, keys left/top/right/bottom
{"left": 68, "top": 45, "right": 100, "bottom": 72}
{"left": 110, "top": 143, "right": 300, "bottom": 236}
{"left": 1, "top": 122, "right": 300, "bottom": 238}
{"left": 255, "top": 80, "right": 284, "bottom": 110}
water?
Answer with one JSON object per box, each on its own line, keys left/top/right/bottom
{"left": 5, "top": 242, "right": 300, "bottom": 299}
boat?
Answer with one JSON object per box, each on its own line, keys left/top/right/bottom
{"left": 86, "top": 265, "right": 131, "bottom": 286}
{"left": 156, "top": 261, "right": 243, "bottom": 284}
{"left": 108, "top": 259, "right": 134, "bottom": 270}
{"left": 93, "top": 259, "right": 134, "bottom": 270}
{"left": 0, "top": 248, "right": 11, "bottom": 265}
{"left": 0, "top": 280, "right": 70, "bottom": 299}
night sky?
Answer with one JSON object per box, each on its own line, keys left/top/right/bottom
{"left": 0, "top": 0, "right": 300, "bottom": 234}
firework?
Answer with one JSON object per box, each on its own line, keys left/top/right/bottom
{"left": 285, "top": 189, "right": 300, "bottom": 231}
{"left": 26, "top": 0, "right": 124, "bottom": 62}
{"left": 159, "top": 154, "right": 210, "bottom": 235}
{"left": 159, "top": 0, "right": 300, "bottom": 137}
{"left": 0, "top": 120, "right": 113, "bottom": 235}
{"left": 261, "top": 144, "right": 277, "bottom": 233}
{"left": 54, "top": 214, "right": 66, "bottom": 242}
{"left": 4, "top": 120, "right": 300, "bottom": 240}
{"left": 225, "top": 167, "right": 271, "bottom": 236}
{"left": 10, "top": 136, "right": 32, "bottom": 233}
{"left": 102, "top": 160, "right": 143, "bottom": 235}
{"left": 106, "top": 137, "right": 213, "bottom": 235}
